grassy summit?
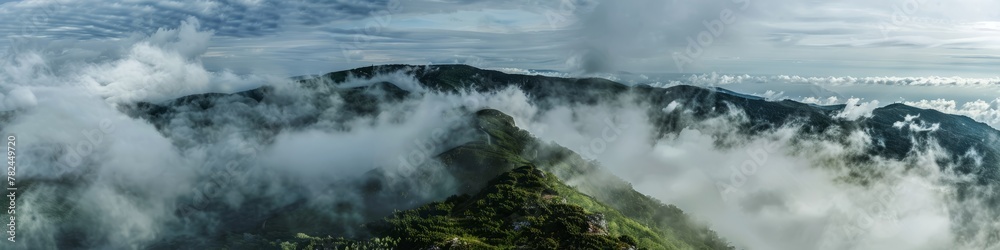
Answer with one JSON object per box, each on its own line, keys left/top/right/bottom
{"left": 18, "top": 64, "right": 1000, "bottom": 249}
{"left": 222, "top": 109, "right": 732, "bottom": 249}
{"left": 233, "top": 165, "right": 727, "bottom": 250}
{"left": 372, "top": 165, "right": 641, "bottom": 249}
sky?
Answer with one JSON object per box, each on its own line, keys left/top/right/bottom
{"left": 0, "top": 0, "right": 998, "bottom": 125}
{"left": 0, "top": 0, "right": 998, "bottom": 76}
{"left": 1, "top": 1, "right": 1000, "bottom": 249}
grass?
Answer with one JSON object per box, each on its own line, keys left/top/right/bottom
{"left": 369, "top": 166, "right": 640, "bottom": 249}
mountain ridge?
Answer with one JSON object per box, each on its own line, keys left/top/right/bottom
{"left": 207, "top": 107, "right": 734, "bottom": 249}
{"left": 109, "top": 64, "right": 1000, "bottom": 249}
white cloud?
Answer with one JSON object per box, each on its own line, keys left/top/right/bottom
{"left": 801, "top": 96, "right": 840, "bottom": 105}
{"left": 0, "top": 16, "right": 277, "bottom": 102}
{"left": 662, "top": 100, "right": 682, "bottom": 113}
{"left": 638, "top": 73, "right": 1000, "bottom": 129}
{"left": 681, "top": 73, "right": 1000, "bottom": 87}
{"left": 0, "top": 86, "right": 36, "bottom": 111}
{"left": 892, "top": 114, "right": 942, "bottom": 132}
{"left": 2, "top": 0, "right": 1000, "bottom": 75}
{"left": 904, "top": 98, "right": 1000, "bottom": 129}
{"left": 499, "top": 94, "right": 994, "bottom": 250}
{"left": 836, "top": 98, "right": 880, "bottom": 120}
{"left": 1, "top": 1, "right": 999, "bottom": 248}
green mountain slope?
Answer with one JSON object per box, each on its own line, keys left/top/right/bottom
{"left": 222, "top": 109, "right": 732, "bottom": 250}
{"left": 372, "top": 165, "right": 641, "bottom": 249}
{"left": 17, "top": 64, "right": 1000, "bottom": 249}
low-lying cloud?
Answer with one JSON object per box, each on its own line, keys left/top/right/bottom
{"left": 499, "top": 94, "right": 998, "bottom": 249}
{"left": 1, "top": 14, "right": 998, "bottom": 250}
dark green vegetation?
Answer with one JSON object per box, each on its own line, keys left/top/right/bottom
{"left": 108, "top": 64, "right": 999, "bottom": 249}
{"left": 122, "top": 64, "right": 1000, "bottom": 180}
{"left": 308, "top": 65, "right": 1000, "bottom": 189}
{"left": 373, "top": 110, "right": 731, "bottom": 249}
{"left": 308, "top": 64, "right": 1000, "bottom": 174}
{"left": 372, "top": 166, "right": 639, "bottom": 249}
{"left": 218, "top": 109, "right": 732, "bottom": 249}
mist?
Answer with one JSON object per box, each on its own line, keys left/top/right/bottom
{"left": 0, "top": 18, "right": 500, "bottom": 248}
{"left": 494, "top": 91, "right": 998, "bottom": 249}
{"left": 1, "top": 10, "right": 998, "bottom": 250}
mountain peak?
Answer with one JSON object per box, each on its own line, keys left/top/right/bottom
{"left": 104, "top": 64, "right": 999, "bottom": 249}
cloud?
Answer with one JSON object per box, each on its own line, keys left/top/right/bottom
{"left": 501, "top": 95, "right": 996, "bottom": 249}
{"left": 32, "top": 17, "right": 277, "bottom": 103}
{"left": 1, "top": 1, "right": 999, "bottom": 248}
{"left": 0, "top": 35, "right": 559, "bottom": 246}
{"left": 3, "top": 39, "right": 999, "bottom": 249}
{"left": 0, "top": 86, "right": 36, "bottom": 111}
{"left": 892, "top": 114, "right": 941, "bottom": 132}
{"left": 904, "top": 98, "right": 1000, "bottom": 129}
{"left": 569, "top": 0, "right": 751, "bottom": 72}
{"left": 637, "top": 73, "right": 1000, "bottom": 129}
{"left": 677, "top": 73, "right": 1000, "bottom": 87}
{"left": 4, "top": 0, "right": 1000, "bottom": 76}
{"left": 836, "top": 98, "right": 880, "bottom": 120}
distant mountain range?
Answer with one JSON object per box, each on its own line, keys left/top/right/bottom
{"left": 59, "top": 64, "right": 1000, "bottom": 249}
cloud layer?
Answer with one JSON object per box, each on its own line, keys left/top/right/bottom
{"left": 2, "top": 0, "right": 999, "bottom": 76}
{"left": 0, "top": 1, "right": 998, "bottom": 249}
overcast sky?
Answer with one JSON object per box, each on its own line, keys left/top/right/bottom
{"left": 4, "top": 2, "right": 1000, "bottom": 249}
{"left": 0, "top": 0, "right": 998, "bottom": 126}
{"left": 1, "top": 0, "right": 999, "bottom": 77}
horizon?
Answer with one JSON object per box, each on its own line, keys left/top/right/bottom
{"left": 284, "top": 64, "right": 1000, "bottom": 129}
{"left": 2, "top": 1, "right": 1000, "bottom": 249}
{"left": 0, "top": 0, "right": 998, "bottom": 78}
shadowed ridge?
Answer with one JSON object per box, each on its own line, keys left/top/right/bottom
{"left": 113, "top": 64, "right": 999, "bottom": 249}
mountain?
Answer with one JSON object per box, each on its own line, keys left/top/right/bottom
{"left": 138, "top": 107, "right": 733, "bottom": 249}
{"left": 112, "top": 66, "right": 735, "bottom": 249}
{"left": 88, "top": 64, "right": 1000, "bottom": 248}
{"left": 283, "top": 64, "right": 1000, "bottom": 185}
{"left": 241, "top": 108, "right": 734, "bottom": 249}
